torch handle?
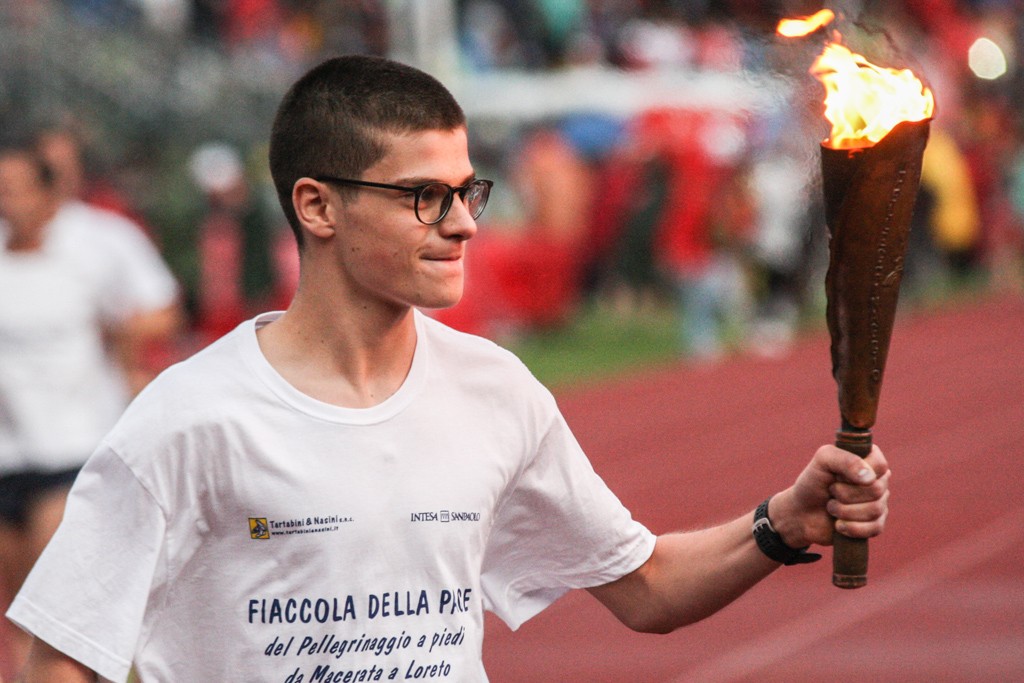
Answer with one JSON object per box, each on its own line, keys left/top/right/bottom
{"left": 832, "top": 428, "right": 873, "bottom": 588}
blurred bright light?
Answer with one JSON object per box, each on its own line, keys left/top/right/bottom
{"left": 968, "top": 37, "right": 1007, "bottom": 80}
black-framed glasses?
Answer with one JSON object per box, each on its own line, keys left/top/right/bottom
{"left": 315, "top": 175, "right": 493, "bottom": 225}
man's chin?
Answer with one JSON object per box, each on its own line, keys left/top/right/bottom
{"left": 417, "top": 288, "right": 464, "bottom": 312}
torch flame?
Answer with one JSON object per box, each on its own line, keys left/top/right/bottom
{"left": 812, "top": 44, "right": 934, "bottom": 149}
{"left": 777, "top": 9, "right": 835, "bottom": 38}
{"left": 777, "top": 10, "right": 935, "bottom": 149}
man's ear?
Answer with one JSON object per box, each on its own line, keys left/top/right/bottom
{"left": 292, "top": 178, "right": 337, "bottom": 241}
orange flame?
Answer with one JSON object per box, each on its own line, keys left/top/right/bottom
{"left": 811, "top": 44, "right": 934, "bottom": 149}
{"left": 777, "top": 11, "right": 935, "bottom": 149}
{"left": 776, "top": 9, "right": 835, "bottom": 38}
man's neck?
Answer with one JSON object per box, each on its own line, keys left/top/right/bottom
{"left": 255, "top": 291, "right": 418, "bottom": 409}
{"left": 4, "top": 218, "right": 54, "bottom": 253}
{"left": 5, "top": 232, "right": 44, "bottom": 252}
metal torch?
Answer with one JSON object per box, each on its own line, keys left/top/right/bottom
{"left": 820, "top": 118, "right": 931, "bottom": 588}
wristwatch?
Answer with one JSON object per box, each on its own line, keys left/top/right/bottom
{"left": 753, "top": 498, "right": 821, "bottom": 565}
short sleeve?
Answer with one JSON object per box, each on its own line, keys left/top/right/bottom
{"left": 480, "top": 412, "right": 656, "bottom": 630}
{"left": 7, "top": 446, "right": 166, "bottom": 683}
{"left": 95, "top": 217, "right": 179, "bottom": 323}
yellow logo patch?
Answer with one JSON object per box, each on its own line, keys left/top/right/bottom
{"left": 249, "top": 517, "right": 270, "bottom": 540}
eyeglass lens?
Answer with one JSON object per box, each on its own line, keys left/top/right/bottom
{"left": 417, "top": 180, "right": 491, "bottom": 224}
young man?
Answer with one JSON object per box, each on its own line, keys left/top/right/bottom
{"left": 0, "top": 138, "right": 181, "bottom": 676}
{"left": 9, "top": 56, "right": 889, "bottom": 682}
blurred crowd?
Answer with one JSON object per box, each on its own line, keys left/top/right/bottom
{"left": 444, "top": 0, "right": 1024, "bottom": 360}
{"left": 2, "top": 0, "right": 1023, "bottom": 366}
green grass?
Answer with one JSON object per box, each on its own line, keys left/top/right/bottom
{"left": 505, "top": 269, "right": 999, "bottom": 390}
{"left": 507, "top": 302, "right": 681, "bottom": 388}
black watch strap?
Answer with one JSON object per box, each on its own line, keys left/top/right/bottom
{"left": 753, "top": 498, "right": 822, "bottom": 565}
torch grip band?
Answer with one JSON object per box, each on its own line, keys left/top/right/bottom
{"left": 832, "top": 428, "right": 872, "bottom": 588}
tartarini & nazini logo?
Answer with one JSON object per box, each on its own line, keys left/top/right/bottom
{"left": 247, "top": 513, "right": 353, "bottom": 539}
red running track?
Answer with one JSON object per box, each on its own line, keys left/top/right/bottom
{"left": 482, "top": 293, "right": 1024, "bottom": 682}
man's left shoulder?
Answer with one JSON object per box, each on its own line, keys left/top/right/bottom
{"left": 419, "top": 312, "right": 531, "bottom": 376}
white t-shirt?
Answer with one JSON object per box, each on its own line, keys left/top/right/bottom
{"left": 0, "top": 200, "right": 179, "bottom": 474}
{"left": 8, "top": 311, "right": 655, "bottom": 682}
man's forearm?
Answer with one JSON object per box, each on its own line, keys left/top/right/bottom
{"left": 18, "top": 638, "right": 95, "bottom": 683}
{"left": 588, "top": 445, "right": 890, "bottom": 634}
{"left": 110, "top": 302, "right": 184, "bottom": 394}
{"left": 588, "top": 512, "right": 779, "bottom": 633}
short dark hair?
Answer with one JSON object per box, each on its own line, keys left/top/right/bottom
{"left": 268, "top": 55, "right": 467, "bottom": 247}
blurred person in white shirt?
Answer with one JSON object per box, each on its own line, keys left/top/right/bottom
{"left": 0, "top": 135, "right": 181, "bottom": 675}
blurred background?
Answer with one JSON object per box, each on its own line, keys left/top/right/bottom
{"left": 2, "top": 0, "right": 1022, "bottom": 381}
